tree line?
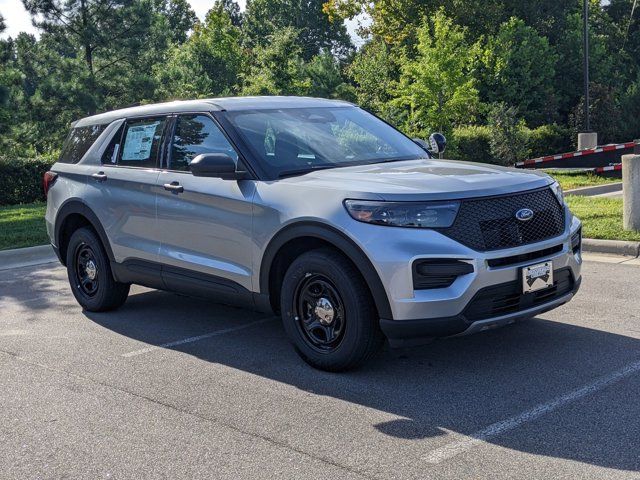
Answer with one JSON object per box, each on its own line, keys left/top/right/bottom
{"left": 0, "top": 0, "right": 639, "bottom": 164}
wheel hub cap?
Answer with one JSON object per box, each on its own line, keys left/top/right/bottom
{"left": 314, "top": 297, "right": 335, "bottom": 325}
{"left": 85, "top": 260, "right": 97, "bottom": 280}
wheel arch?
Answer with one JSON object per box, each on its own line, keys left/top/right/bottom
{"left": 54, "top": 199, "right": 114, "bottom": 266}
{"left": 259, "top": 222, "right": 392, "bottom": 319}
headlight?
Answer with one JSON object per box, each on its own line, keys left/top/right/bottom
{"left": 344, "top": 200, "right": 460, "bottom": 228}
{"left": 550, "top": 181, "right": 564, "bottom": 205}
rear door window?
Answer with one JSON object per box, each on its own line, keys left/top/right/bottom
{"left": 169, "top": 114, "right": 238, "bottom": 172}
{"left": 59, "top": 124, "right": 107, "bottom": 164}
{"left": 118, "top": 117, "right": 167, "bottom": 168}
{"left": 101, "top": 125, "right": 125, "bottom": 165}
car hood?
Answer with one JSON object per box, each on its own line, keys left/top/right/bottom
{"left": 279, "top": 158, "right": 553, "bottom": 201}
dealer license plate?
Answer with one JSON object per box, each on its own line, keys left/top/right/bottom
{"left": 522, "top": 262, "right": 553, "bottom": 293}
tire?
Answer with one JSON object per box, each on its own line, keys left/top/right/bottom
{"left": 65, "top": 227, "right": 130, "bottom": 312}
{"left": 280, "top": 248, "right": 384, "bottom": 371}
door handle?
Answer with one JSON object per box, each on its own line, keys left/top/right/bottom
{"left": 91, "top": 172, "right": 107, "bottom": 182}
{"left": 163, "top": 181, "right": 184, "bottom": 193}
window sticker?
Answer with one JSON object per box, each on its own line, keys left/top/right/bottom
{"left": 122, "top": 122, "right": 160, "bottom": 161}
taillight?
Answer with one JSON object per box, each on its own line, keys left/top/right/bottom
{"left": 43, "top": 171, "right": 58, "bottom": 196}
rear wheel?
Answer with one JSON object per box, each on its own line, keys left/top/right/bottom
{"left": 66, "top": 227, "right": 130, "bottom": 312}
{"left": 280, "top": 248, "right": 384, "bottom": 371}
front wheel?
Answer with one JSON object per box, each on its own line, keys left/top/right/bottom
{"left": 280, "top": 248, "right": 384, "bottom": 371}
{"left": 66, "top": 227, "right": 130, "bottom": 312}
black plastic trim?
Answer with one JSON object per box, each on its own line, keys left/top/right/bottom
{"left": 412, "top": 259, "right": 474, "bottom": 289}
{"left": 54, "top": 199, "right": 115, "bottom": 266}
{"left": 51, "top": 243, "right": 62, "bottom": 263}
{"left": 111, "top": 259, "right": 165, "bottom": 290}
{"left": 487, "top": 244, "right": 564, "bottom": 268}
{"left": 112, "top": 259, "right": 256, "bottom": 308}
{"left": 571, "top": 228, "right": 582, "bottom": 254}
{"left": 259, "top": 222, "right": 392, "bottom": 319}
{"left": 380, "top": 271, "right": 581, "bottom": 344}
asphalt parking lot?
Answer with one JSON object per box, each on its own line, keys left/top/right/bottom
{"left": 1, "top": 256, "right": 639, "bottom": 479}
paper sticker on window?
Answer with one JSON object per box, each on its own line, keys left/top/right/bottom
{"left": 122, "top": 122, "right": 159, "bottom": 161}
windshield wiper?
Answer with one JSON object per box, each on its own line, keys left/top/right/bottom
{"left": 277, "top": 165, "right": 337, "bottom": 178}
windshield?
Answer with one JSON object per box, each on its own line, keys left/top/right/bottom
{"left": 223, "top": 107, "right": 428, "bottom": 177}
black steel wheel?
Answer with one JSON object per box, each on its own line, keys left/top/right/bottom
{"left": 66, "top": 227, "right": 130, "bottom": 312}
{"left": 74, "top": 243, "right": 100, "bottom": 297}
{"left": 280, "top": 248, "right": 384, "bottom": 371}
{"left": 293, "top": 274, "right": 346, "bottom": 352}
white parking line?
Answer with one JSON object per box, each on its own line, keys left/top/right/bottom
{"left": 423, "top": 359, "right": 640, "bottom": 464}
{"left": 121, "top": 317, "right": 275, "bottom": 358}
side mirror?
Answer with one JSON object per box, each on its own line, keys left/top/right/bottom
{"left": 190, "top": 153, "right": 247, "bottom": 180}
{"left": 428, "top": 133, "right": 447, "bottom": 154}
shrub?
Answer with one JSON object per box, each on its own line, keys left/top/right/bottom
{"left": 527, "top": 124, "right": 572, "bottom": 158}
{"left": 450, "top": 122, "right": 573, "bottom": 165}
{"left": 0, "top": 157, "right": 56, "bottom": 205}
{"left": 450, "top": 125, "right": 496, "bottom": 164}
{"left": 487, "top": 103, "right": 530, "bottom": 166}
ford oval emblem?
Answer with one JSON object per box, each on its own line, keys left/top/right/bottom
{"left": 515, "top": 208, "right": 534, "bottom": 222}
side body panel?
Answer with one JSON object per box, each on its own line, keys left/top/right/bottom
{"left": 85, "top": 166, "right": 161, "bottom": 263}
{"left": 155, "top": 174, "right": 256, "bottom": 292}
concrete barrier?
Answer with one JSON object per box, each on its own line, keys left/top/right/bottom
{"left": 622, "top": 154, "right": 640, "bottom": 231}
{"left": 578, "top": 132, "right": 598, "bottom": 150}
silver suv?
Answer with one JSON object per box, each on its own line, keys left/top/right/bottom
{"left": 45, "top": 96, "right": 582, "bottom": 371}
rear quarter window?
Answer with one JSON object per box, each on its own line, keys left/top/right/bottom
{"left": 59, "top": 124, "right": 107, "bottom": 164}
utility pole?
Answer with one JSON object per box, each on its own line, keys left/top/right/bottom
{"left": 578, "top": 0, "right": 597, "bottom": 150}
{"left": 583, "top": 0, "right": 590, "bottom": 132}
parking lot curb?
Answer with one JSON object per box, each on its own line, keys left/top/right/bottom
{"left": 582, "top": 238, "right": 640, "bottom": 258}
{"left": 566, "top": 182, "right": 623, "bottom": 197}
{"left": 0, "top": 244, "right": 58, "bottom": 271}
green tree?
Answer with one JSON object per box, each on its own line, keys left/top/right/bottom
{"left": 244, "top": 0, "right": 352, "bottom": 59}
{"left": 324, "top": 0, "right": 578, "bottom": 47}
{"left": 569, "top": 83, "right": 623, "bottom": 144}
{"left": 22, "top": 0, "right": 157, "bottom": 113}
{"left": 216, "top": 0, "right": 243, "bottom": 27}
{"left": 241, "top": 27, "right": 311, "bottom": 95}
{"left": 394, "top": 10, "right": 481, "bottom": 137}
{"left": 152, "top": 0, "right": 198, "bottom": 44}
{"left": 155, "top": 3, "right": 244, "bottom": 99}
{"left": 619, "top": 75, "right": 640, "bottom": 141}
{"left": 553, "top": 9, "right": 621, "bottom": 125}
{"left": 480, "top": 17, "right": 557, "bottom": 126}
{"left": 304, "top": 52, "right": 351, "bottom": 99}
{"left": 603, "top": 0, "right": 640, "bottom": 76}
{"left": 347, "top": 37, "right": 400, "bottom": 121}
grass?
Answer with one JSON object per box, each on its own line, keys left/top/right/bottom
{"left": 566, "top": 195, "right": 640, "bottom": 242}
{"left": 544, "top": 169, "right": 620, "bottom": 191}
{"left": 0, "top": 202, "right": 48, "bottom": 250}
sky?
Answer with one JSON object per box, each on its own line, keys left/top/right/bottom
{"left": 0, "top": 0, "right": 366, "bottom": 44}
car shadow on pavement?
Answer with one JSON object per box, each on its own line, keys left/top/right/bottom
{"left": 85, "top": 289, "right": 640, "bottom": 472}
{"left": 0, "top": 264, "right": 71, "bottom": 311}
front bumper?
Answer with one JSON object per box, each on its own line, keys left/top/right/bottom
{"left": 352, "top": 208, "right": 583, "bottom": 345}
{"left": 381, "top": 273, "right": 581, "bottom": 347}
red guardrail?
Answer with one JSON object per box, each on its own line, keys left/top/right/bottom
{"left": 516, "top": 142, "right": 636, "bottom": 168}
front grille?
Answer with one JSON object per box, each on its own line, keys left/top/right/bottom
{"left": 463, "top": 268, "right": 574, "bottom": 322}
{"left": 439, "top": 187, "right": 565, "bottom": 251}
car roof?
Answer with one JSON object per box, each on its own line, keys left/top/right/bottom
{"left": 73, "top": 96, "right": 355, "bottom": 127}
